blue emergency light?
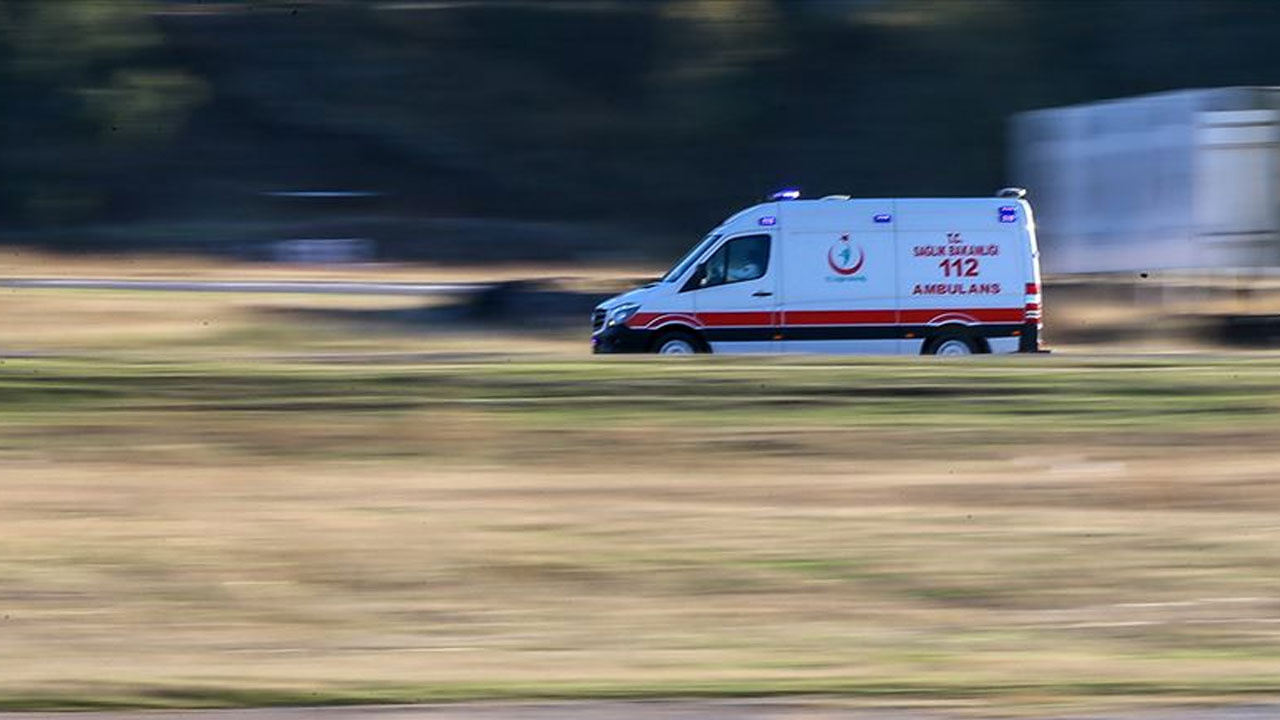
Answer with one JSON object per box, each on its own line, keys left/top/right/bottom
{"left": 768, "top": 189, "right": 801, "bottom": 201}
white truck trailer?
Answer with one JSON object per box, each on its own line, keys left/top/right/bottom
{"left": 1009, "top": 87, "right": 1280, "bottom": 274}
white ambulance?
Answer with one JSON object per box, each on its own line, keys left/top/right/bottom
{"left": 592, "top": 189, "right": 1045, "bottom": 355}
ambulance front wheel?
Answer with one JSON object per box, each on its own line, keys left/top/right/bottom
{"left": 653, "top": 330, "right": 705, "bottom": 355}
{"left": 923, "top": 331, "right": 981, "bottom": 356}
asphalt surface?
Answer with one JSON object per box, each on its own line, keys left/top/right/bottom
{"left": 0, "top": 278, "right": 487, "bottom": 296}
{"left": 3, "top": 703, "right": 1279, "bottom": 720}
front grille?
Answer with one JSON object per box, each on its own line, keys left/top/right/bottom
{"left": 592, "top": 308, "right": 606, "bottom": 333}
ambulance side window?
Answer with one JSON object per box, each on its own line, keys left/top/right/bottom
{"left": 701, "top": 234, "right": 770, "bottom": 289}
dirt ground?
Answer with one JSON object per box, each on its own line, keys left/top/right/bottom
{"left": 1, "top": 354, "right": 1279, "bottom": 711}
{"left": 3, "top": 700, "right": 1280, "bottom": 720}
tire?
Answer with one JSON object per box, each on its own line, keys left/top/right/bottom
{"left": 924, "top": 332, "right": 979, "bottom": 356}
{"left": 653, "top": 330, "right": 703, "bottom": 355}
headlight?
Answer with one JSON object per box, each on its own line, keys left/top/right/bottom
{"left": 607, "top": 303, "right": 640, "bottom": 327}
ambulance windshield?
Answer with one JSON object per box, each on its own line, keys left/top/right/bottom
{"left": 662, "top": 232, "right": 721, "bottom": 283}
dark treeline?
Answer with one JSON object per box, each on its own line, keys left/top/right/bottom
{"left": 2, "top": 0, "right": 1279, "bottom": 259}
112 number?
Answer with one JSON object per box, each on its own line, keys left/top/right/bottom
{"left": 939, "top": 258, "right": 979, "bottom": 277}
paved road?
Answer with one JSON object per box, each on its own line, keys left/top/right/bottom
{"left": 4, "top": 702, "right": 1278, "bottom": 720}
{"left": 0, "top": 278, "right": 488, "bottom": 296}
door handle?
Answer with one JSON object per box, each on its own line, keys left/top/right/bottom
{"left": 752, "top": 291, "right": 773, "bottom": 297}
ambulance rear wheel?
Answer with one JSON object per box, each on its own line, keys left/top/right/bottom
{"left": 653, "top": 330, "right": 703, "bottom": 355}
{"left": 924, "top": 333, "right": 979, "bottom": 356}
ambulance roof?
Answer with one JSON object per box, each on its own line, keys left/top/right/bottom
{"left": 720, "top": 197, "right": 1029, "bottom": 234}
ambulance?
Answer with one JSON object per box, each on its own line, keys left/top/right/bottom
{"left": 591, "top": 189, "right": 1045, "bottom": 355}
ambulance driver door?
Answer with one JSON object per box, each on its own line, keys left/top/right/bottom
{"left": 682, "top": 233, "right": 779, "bottom": 354}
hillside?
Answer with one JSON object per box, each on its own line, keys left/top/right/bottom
{"left": 4, "top": 0, "right": 1280, "bottom": 260}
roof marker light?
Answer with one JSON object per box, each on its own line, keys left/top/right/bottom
{"left": 768, "top": 189, "right": 801, "bottom": 201}
{"left": 758, "top": 216, "right": 777, "bottom": 226}
{"left": 999, "top": 206, "right": 1018, "bottom": 223}
{"left": 873, "top": 213, "right": 892, "bottom": 224}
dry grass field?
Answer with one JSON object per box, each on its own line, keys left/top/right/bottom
{"left": 1, "top": 270, "right": 1279, "bottom": 713}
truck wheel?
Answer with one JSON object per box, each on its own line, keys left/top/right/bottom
{"left": 653, "top": 330, "right": 703, "bottom": 355}
{"left": 924, "top": 333, "right": 979, "bottom": 356}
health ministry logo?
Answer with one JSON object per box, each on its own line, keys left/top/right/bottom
{"left": 827, "top": 234, "right": 865, "bottom": 276}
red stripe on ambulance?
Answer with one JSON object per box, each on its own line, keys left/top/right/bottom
{"left": 898, "top": 308, "right": 1024, "bottom": 324}
{"left": 634, "top": 308, "right": 1025, "bottom": 329}
{"left": 784, "top": 310, "right": 897, "bottom": 325}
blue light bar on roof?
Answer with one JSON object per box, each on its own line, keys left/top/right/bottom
{"left": 768, "top": 189, "right": 801, "bottom": 201}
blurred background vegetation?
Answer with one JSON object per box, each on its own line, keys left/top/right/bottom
{"left": 4, "top": 0, "right": 1280, "bottom": 261}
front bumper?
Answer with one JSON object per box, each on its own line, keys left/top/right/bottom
{"left": 591, "top": 324, "right": 654, "bottom": 354}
